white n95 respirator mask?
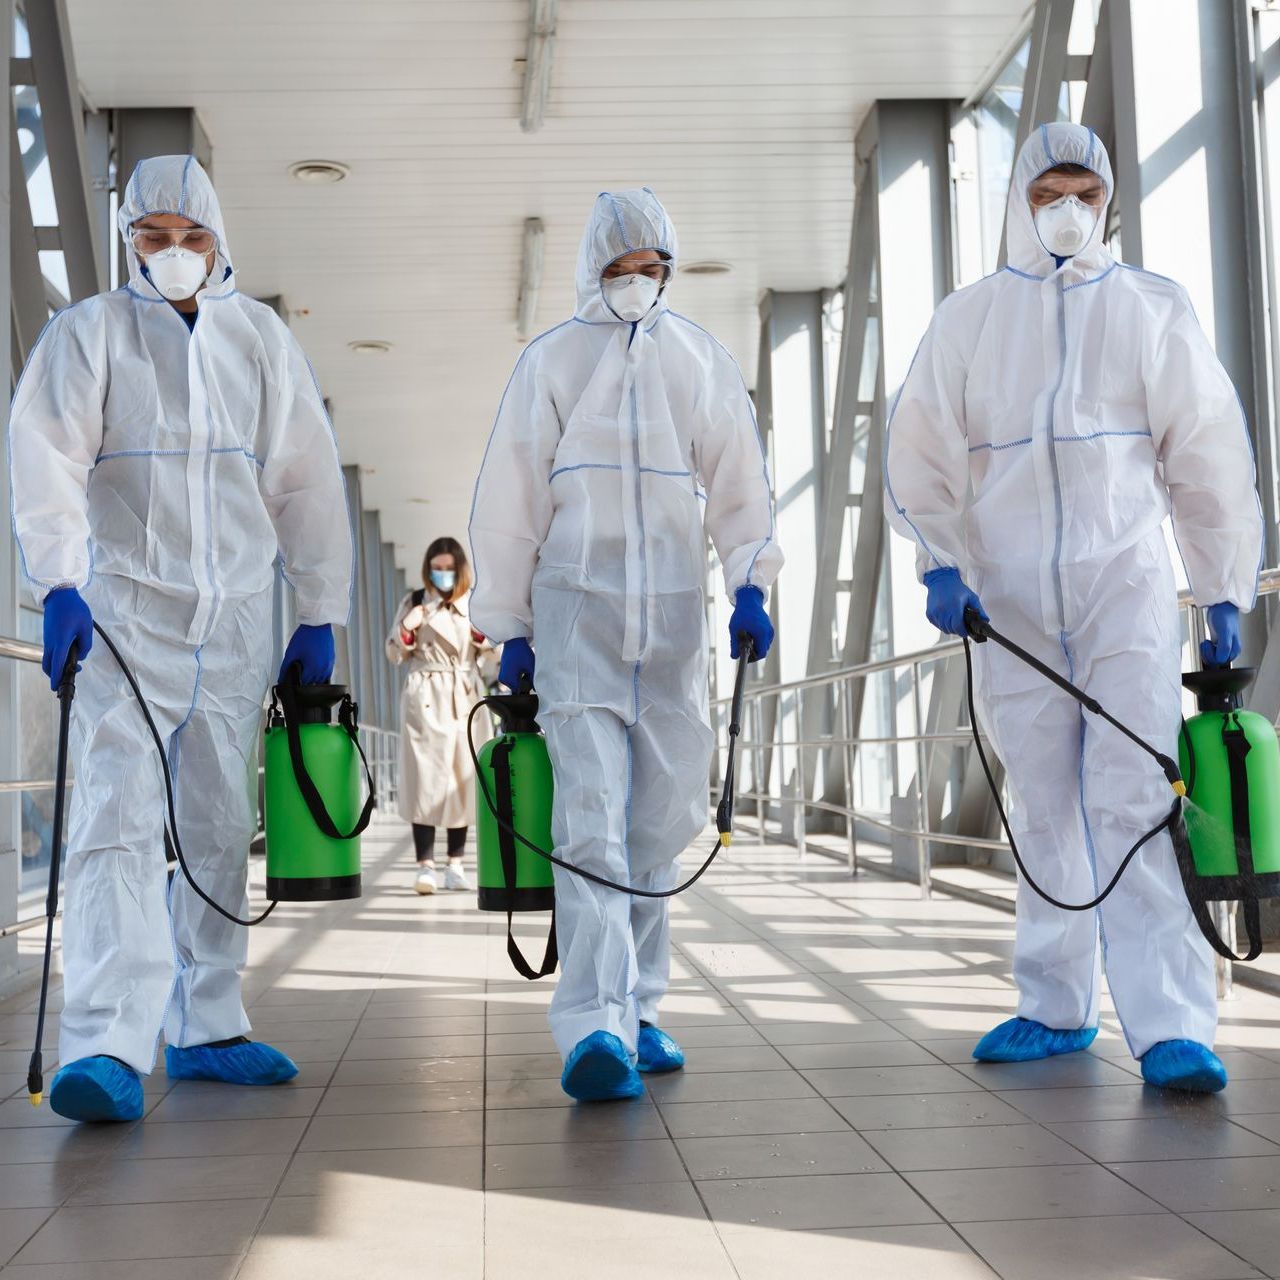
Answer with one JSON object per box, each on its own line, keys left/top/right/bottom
{"left": 145, "top": 246, "right": 211, "bottom": 301}
{"left": 1034, "top": 195, "right": 1099, "bottom": 258}
{"left": 603, "top": 274, "right": 661, "bottom": 322}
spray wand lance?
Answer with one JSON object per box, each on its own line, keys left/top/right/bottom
{"left": 26, "top": 643, "right": 77, "bottom": 1106}
{"left": 716, "top": 634, "right": 756, "bottom": 847}
{"left": 964, "top": 608, "right": 1186, "bottom": 796}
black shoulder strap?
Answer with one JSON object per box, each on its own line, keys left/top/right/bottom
{"left": 492, "top": 738, "right": 557, "bottom": 980}
{"left": 1170, "top": 807, "right": 1264, "bottom": 962}
{"left": 411, "top": 588, "right": 426, "bottom": 607}
{"left": 275, "top": 674, "right": 376, "bottom": 842}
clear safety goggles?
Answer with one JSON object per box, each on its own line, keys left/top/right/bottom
{"left": 601, "top": 255, "right": 673, "bottom": 285}
{"left": 129, "top": 224, "right": 218, "bottom": 256}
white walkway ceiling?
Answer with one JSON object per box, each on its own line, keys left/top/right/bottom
{"left": 67, "top": 0, "right": 1028, "bottom": 570}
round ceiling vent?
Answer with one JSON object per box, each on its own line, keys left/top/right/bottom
{"left": 348, "top": 339, "right": 392, "bottom": 355}
{"left": 682, "top": 260, "right": 733, "bottom": 276}
{"left": 289, "top": 160, "right": 350, "bottom": 185}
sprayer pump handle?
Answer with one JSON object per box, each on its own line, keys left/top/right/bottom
{"left": 963, "top": 607, "right": 991, "bottom": 643}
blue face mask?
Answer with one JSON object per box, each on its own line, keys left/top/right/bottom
{"left": 430, "top": 569, "right": 457, "bottom": 593}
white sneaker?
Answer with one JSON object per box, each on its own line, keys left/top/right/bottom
{"left": 414, "top": 866, "right": 438, "bottom": 895}
{"left": 444, "top": 863, "right": 471, "bottom": 892}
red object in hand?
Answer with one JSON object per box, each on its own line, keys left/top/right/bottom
{"left": 400, "top": 628, "right": 415, "bottom": 647}
{"left": 471, "top": 628, "right": 485, "bottom": 645}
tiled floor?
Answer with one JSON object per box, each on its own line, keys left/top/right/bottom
{"left": 2, "top": 817, "right": 1280, "bottom": 1278}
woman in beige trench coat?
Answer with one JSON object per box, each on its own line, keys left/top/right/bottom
{"left": 386, "top": 537, "right": 494, "bottom": 895}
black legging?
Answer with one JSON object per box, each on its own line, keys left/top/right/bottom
{"left": 413, "top": 824, "right": 467, "bottom": 864}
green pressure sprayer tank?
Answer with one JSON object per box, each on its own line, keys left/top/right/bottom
{"left": 1176, "top": 665, "right": 1280, "bottom": 960}
{"left": 264, "top": 674, "right": 373, "bottom": 901}
{"left": 475, "top": 688, "right": 556, "bottom": 913}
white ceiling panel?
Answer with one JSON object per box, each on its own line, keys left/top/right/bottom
{"left": 66, "top": 0, "right": 1028, "bottom": 568}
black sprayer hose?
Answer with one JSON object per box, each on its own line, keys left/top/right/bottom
{"left": 468, "top": 639, "right": 756, "bottom": 900}
{"left": 961, "top": 610, "right": 1182, "bottom": 912}
{"left": 93, "top": 622, "right": 278, "bottom": 928}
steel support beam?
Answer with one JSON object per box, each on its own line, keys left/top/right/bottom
{"left": 25, "top": 0, "right": 102, "bottom": 297}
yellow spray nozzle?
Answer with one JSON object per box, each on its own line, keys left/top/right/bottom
{"left": 1173, "top": 780, "right": 1187, "bottom": 797}
{"left": 28, "top": 1092, "right": 41, "bottom": 1107}
{"left": 720, "top": 832, "right": 732, "bottom": 848}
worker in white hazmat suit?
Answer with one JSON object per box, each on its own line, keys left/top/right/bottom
{"left": 470, "top": 188, "right": 782, "bottom": 1101}
{"left": 10, "top": 156, "right": 353, "bottom": 1122}
{"left": 884, "top": 122, "right": 1263, "bottom": 1093}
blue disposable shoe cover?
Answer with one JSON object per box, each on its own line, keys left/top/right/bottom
{"left": 49, "top": 1056, "right": 144, "bottom": 1123}
{"left": 973, "top": 1016, "right": 1099, "bottom": 1063}
{"left": 561, "top": 1030, "right": 645, "bottom": 1102}
{"left": 637, "top": 1023, "right": 685, "bottom": 1074}
{"left": 165, "top": 1039, "right": 299, "bottom": 1086}
{"left": 1140, "top": 1039, "right": 1228, "bottom": 1093}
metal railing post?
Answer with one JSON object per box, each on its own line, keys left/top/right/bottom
{"left": 912, "top": 658, "right": 931, "bottom": 901}
{"left": 841, "top": 675, "right": 857, "bottom": 875}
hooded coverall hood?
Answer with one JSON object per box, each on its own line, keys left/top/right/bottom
{"left": 118, "top": 155, "right": 235, "bottom": 301}
{"left": 1006, "top": 122, "right": 1114, "bottom": 279}
{"left": 574, "top": 187, "right": 679, "bottom": 324}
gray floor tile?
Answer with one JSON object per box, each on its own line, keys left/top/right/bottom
{"left": 1108, "top": 1155, "right": 1280, "bottom": 1212}
{"left": 643, "top": 1069, "right": 817, "bottom": 1104}
{"left": 0, "top": 1163, "right": 90, "bottom": 1210}
{"left": 483, "top": 1053, "right": 563, "bottom": 1082}
{"left": 115, "top": 1117, "right": 308, "bottom": 1159}
{"left": 484, "top": 1138, "right": 686, "bottom": 1189}
{"left": 956, "top": 1214, "right": 1262, "bottom": 1280}
{"left": 906, "top": 1162, "right": 1164, "bottom": 1221}
{"left": 996, "top": 1083, "right": 1210, "bottom": 1123}
{"left": 483, "top": 1032, "right": 560, "bottom": 1056}
{"left": 0, "top": 1208, "right": 53, "bottom": 1265}
{"left": 65, "top": 1153, "right": 289, "bottom": 1205}
{"left": 485, "top": 1076, "right": 581, "bottom": 1109}
{"left": 658, "top": 1097, "right": 850, "bottom": 1139}
{"left": 315, "top": 1080, "right": 483, "bottom": 1114}
{"left": 328, "top": 1055, "right": 485, "bottom": 1086}
{"left": 1211, "top": 1080, "right": 1280, "bottom": 1115}
{"left": 756, "top": 1020, "right": 906, "bottom": 1046}
{"left": 778, "top": 1039, "right": 943, "bottom": 1070}
{"left": 279, "top": 1145, "right": 483, "bottom": 1195}
{"left": 146, "top": 1083, "right": 324, "bottom": 1123}
{"left": 0, "top": 1124, "right": 132, "bottom": 1165}
{"left": 800, "top": 1063, "right": 977, "bottom": 1097}
{"left": 483, "top": 1178, "right": 714, "bottom": 1244}
{"left": 679, "top": 1044, "right": 792, "bottom": 1073}
{"left": 3, "top": 1259, "right": 242, "bottom": 1280}
{"left": 299, "top": 1109, "right": 484, "bottom": 1151}
{"left": 697, "top": 1171, "right": 939, "bottom": 1231}
{"left": 484, "top": 1103, "right": 668, "bottom": 1146}
{"left": 721, "top": 1224, "right": 998, "bottom": 1280}
{"left": 12, "top": 1199, "right": 266, "bottom": 1264}
{"left": 341, "top": 1034, "right": 486, "bottom": 1060}
{"left": 957, "top": 1054, "right": 1140, "bottom": 1090}
{"left": 1185, "top": 1209, "right": 1280, "bottom": 1276}
{"left": 676, "top": 1128, "right": 888, "bottom": 1179}
{"left": 1047, "top": 1116, "right": 1280, "bottom": 1162}
{"left": 648, "top": 1023, "right": 766, "bottom": 1049}
{"left": 864, "top": 1123, "right": 1090, "bottom": 1171}
{"left": 1232, "top": 1113, "right": 1280, "bottom": 1144}
{"left": 355, "top": 1015, "right": 484, "bottom": 1039}
{"left": 831, "top": 1090, "right": 1028, "bottom": 1130}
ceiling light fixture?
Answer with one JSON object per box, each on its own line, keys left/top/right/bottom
{"left": 520, "top": 0, "right": 558, "bottom": 133}
{"left": 682, "top": 260, "right": 733, "bottom": 276}
{"left": 289, "top": 160, "right": 350, "bottom": 185}
{"left": 516, "top": 217, "right": 545, "bottom": 341}
{"left": 348, "top": 340, "right": 392, "bottom": 355}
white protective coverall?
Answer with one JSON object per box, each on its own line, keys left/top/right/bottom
{"left": 470, "top": 189, "right": 782, "bottom": 1059}
{"left": 9, "top": 156, "right": 353, "bottom": 1073}
{"left": 884, "top": 123, "right": 1263, "bottom": 1057}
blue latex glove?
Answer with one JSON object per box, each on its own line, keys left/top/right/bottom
{"left": 279, "top": 623, "right": 335, "bottom": 685}
{"left": 42, "top": 586, "right": 93, "bottom": 690}
{"left": 499, "top": 637, "right": 536, "bottom": 690}
{"left": 1202, "top": 602, "right": 1241, "bottom": 667}
{"left": 924, "top": 567, "right": 987, "bottom": 637}
{"left": 729, "top": 585, "right": 773, "bottom": 661}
